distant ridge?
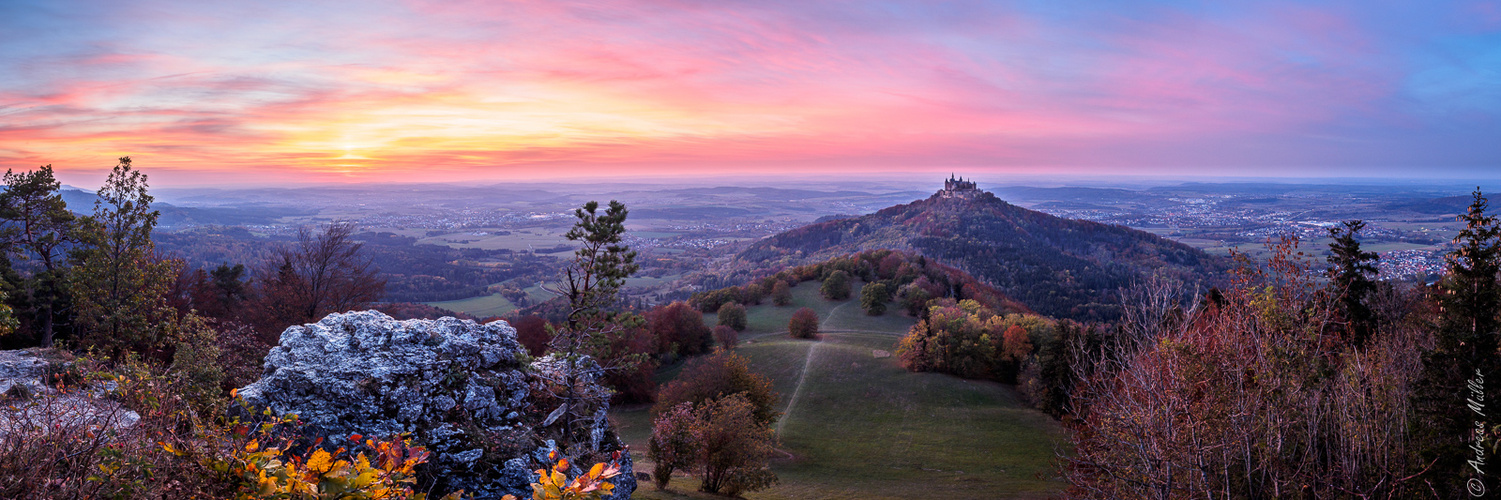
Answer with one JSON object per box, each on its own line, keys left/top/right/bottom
{"left": 737, "top": 181, "right": 1226, "bottom": 320}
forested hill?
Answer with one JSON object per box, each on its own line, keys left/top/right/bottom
{"left": 737, "top": 188, "right": 1227, "bottom": 320}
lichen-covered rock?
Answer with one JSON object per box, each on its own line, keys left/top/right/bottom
{"left": 236, "top": 311, "right": 635, "bottom": 499}
{"left": 0, "top": 349, "right": 140, "bottom": 435}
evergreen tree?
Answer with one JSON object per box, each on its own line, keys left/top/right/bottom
{"left": 1326, "top": 220, "right": 1379, "bottom": 346}
{"left": 0, "top": 164, "right": 76, "bottom": 347}
{"left": 68, "top": 157, "right": 178, "bottom": 354}
{"left": 542, "top": 200, "right": 640, "bottom": 450}
{"left": 1413, "top": 188, "right": 1501, "bottom": 493}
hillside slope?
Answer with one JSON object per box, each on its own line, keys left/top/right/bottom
{"left": 737, "top": 189, "right": 1225, "bottom": 320}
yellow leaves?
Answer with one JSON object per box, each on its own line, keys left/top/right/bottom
{"left": 306, "top": 448, "right": 334, "bottom": 475}
{"left": 203, "top": 431, "right": 433, "bottom": 500}
{"left": 527, "top": 453, "right": 624, "bottom": 500}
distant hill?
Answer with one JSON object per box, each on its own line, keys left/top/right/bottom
{"left": 60, "top": 187, "right": 314, "bottom": 228}
{"left": 737, "top": 186, "right": 1226, "bottom": 320}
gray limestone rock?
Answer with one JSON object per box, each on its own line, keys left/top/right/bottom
{"left": 236, "top": 310, "right": 635, "bottom": 499}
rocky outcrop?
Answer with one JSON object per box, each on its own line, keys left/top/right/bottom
{"left": 0, "top": 349, "right": 140, "bottom": 435}
{"left": 236, "top": 311, "right": 635, "bottom": 499}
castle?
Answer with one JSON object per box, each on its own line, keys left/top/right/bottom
{"left": 939, "top": 174, "right": 979, "bottom": 199}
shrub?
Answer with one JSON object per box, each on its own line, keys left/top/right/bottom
{"left": 512, "top": 315, "right": 552, "bottom": 356}
{"left": 716, "top": 302, "right": 747, "bottom": 332}
{"left": 514, "top": 449, "right": 625, "bottom": 500}
{"left": 712, "top": 325, "right": 738, "bottom": 350}
{"left": 820, "top": 270, "right": 851, "bottom": 300}
{"left": 788, "top": 308, "right": 819, "bottom": 339}
{"left": 860, "top": 282, "right": 890, "bottom": 316}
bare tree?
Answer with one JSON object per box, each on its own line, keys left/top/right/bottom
{"left": 253, "top": 222, "right": 383, "bottom": 333}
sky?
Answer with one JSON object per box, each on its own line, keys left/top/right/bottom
{"left": 1, "top": 0, "right": 1498, "bottom": 187}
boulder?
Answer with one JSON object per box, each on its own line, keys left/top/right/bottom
{"left": 236, "top": 310, "right": 635, "bottom": 499}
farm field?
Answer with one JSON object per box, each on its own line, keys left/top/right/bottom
{"left": 613, "top": 280, "right": 1065, "bottom": 500}
{"left": 425, "top": 293, "right": 517, "bottom": 318}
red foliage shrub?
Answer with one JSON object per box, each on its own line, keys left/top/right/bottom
{"left": 511, "top": 315, "right": 552, "bottom": 356}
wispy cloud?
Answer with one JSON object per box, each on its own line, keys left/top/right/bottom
{"left": 1, "top": 0, "right": 1497, "bottom": 185}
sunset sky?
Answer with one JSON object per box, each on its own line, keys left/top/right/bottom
{"left": 2, "top": 0, "right": 1499, "bottom": 186}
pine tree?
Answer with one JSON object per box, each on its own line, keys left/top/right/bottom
{"left": 1413, "top": 188, "right": 1501, "bottom": 493}
{"left": 0, "top": 164, "right": 76, "bottom": 347}
{"left": 542, "top": 200, "right": 640, "bottom": 450}
{"left": 1326, "top": 220, "right": 1379, "bottom": 346}
{"left": 68, "top": 157, "right": 177, "bottom": 354}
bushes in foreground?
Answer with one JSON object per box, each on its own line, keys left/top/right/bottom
{"left": 648, "top": 350, "right": 779, "bottom": 495}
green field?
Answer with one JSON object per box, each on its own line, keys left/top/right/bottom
{"left": 616, "top": 280, "right": 1066, "bottom": 499}
{"left": 425, "top": 294, "right": 517, "bottom": 317}
{"left": 704, "top": 280, "right": 916, "bottom": 337}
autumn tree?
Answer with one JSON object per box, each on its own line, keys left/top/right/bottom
{"left": 716, "top": 302, "right": 747, "bottom": 332}
{"left": 692, "top": 393, "right": 778, "bottom": 495}
{"left": 1065, "top": 236, "right": 1433, "bottom": 498}
{"left": 68, "top": 157, "right": 179, "bottom": 354}
{"left": 647, "top": 402, "right": 697, "bottom": 490}
{"left": 0, "top": 164, "right": 75, "bottom": 347}
{"left": 788, "top": 307, "right": 818, "bottom": 339}
{"left": 647, "top": 301, "right": 711, "bottom": 356}
{"left": 820, "top": 270, "right": 851, "bottom": 300}
{"left": 512, "top": 314, "right": 552, "bottom": 356}
{"left": 712, "top": 325, "right": 738, "bottom": 350}
{"left": 770, "top": 280, "right": 792, "bottom": 306}
{"left": 1326, "top": 220, "right": 1379, "bottom": 345}
{"left": 653, "top": 349, "right": 779, "bottom": 426}
{"left": 860, "top": 281, "right": 890, "bottom": 316}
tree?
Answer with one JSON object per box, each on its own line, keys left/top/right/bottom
{"left": 788, "top": 307, "right": 819, "bottom": 339}
{"left": 653, "top": 349, "right": 779, "bottom": 426}
{"left": 716, "top": 302, "right": 747, "bottom": 332}
{"left": 0, "top": 164, "right": 75, "bottom": 347}
{"left": 770, "top": 280, "right": 792, "bottom": 306}
{"left": 647, "top": 402, "right": 697, "bottom": 490}
{"left": 209, "top": 263, "right": 247, "bottom": 314}
{"left": 1326, "top": 220, "right": 1379, "bottom": 346}
{"left": 255, "top": 222, "right": 384, "bottom": 330}
{"left": 712, "top": 325, "right": 738, "bottom": 350}
{"left": 1413, "top": 188, "right": 1501, "bottom": 492}
{"left": 552, "top": 200, "right": 639, "bottom": 334}
{"left": 692, "top": 393, "right": 778, "bottom": 495}
{"left": 539, "top": 200, "right": 640, "bottom": 450}
{"left": 860, "top": 282, "right": 890, "bottom": 316}
{"left": 647, "top": 301, "right": 711, "bottom": 356}
{"left": 68, "top": 157, "right": 178, "bottom": 354}
{"left": 896, "top": 282, "right": 932, "bottom": 317}
{"left": 820, "top": 270, "right": 851, "bottom": 300}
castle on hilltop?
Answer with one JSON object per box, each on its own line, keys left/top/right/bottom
{"left": 940, "top": 174, "right": 979, "bottom": 199}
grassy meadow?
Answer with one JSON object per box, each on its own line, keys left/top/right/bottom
{"left": 612, "top": 279, "right": 1067, "bottom": 499}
